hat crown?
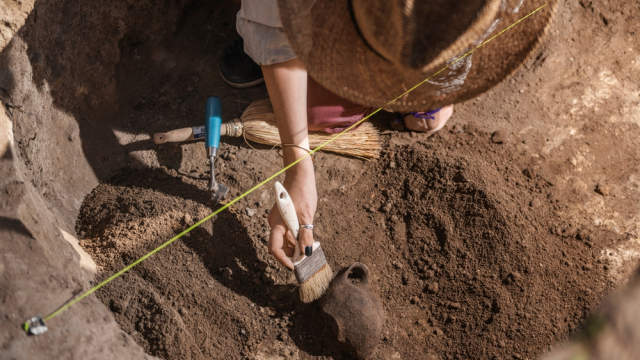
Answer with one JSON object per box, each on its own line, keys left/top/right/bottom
{"left": 352, "top": 0, "right": 503, "bottom": 71}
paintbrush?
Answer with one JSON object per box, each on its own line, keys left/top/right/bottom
{"left": 274, "top": 181, "right": 332, "bottom": 303}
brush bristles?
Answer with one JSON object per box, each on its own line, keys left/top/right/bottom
{"left": 241, "top": 98, "right": 381, "bottom": 159}
{"left": 298, "top": 263, "right": 333, "bottom": 303}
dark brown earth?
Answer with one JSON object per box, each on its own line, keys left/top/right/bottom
{"left": 76, "top": 121, "right": 624, "bottom": 360}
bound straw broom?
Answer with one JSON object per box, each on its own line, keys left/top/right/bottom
{"left": 154, "top": 98, "right": 381, "bottom": 159}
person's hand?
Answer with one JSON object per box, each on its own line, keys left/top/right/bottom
{"left": 261, "top": 58, "right": 316, "bottom": 270}
{"left": 267, "top": 155, "right": 317, "bottom": 270}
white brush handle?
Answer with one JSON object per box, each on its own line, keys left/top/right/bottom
{"left": 274, "top": 181, "right": 302, "bottom": 263}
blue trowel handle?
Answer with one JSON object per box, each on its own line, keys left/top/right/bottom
{"left": 205, "top": 96, "right": 222, "bottom": 151}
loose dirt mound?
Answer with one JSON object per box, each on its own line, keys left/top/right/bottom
{"left": 77, "top": 124, "right": 622, "bottom": 360}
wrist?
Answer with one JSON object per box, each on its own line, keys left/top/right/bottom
{"left": 284, "top": 162, "right": 315, "bottom": 187}
{"left": 282, "top": 146, "right": 314, "bottom": 175}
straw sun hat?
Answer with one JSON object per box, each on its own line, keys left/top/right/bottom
{"left": 278, "top": 0, "right": 558, "bottom": 112}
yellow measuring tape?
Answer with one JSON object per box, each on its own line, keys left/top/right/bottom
{"left": 30, "top": 4, "right": 547, "bottom": 329}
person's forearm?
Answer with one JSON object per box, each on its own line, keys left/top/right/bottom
{"left": 262, "top": 58, "right": 316, "bottom": 229}
{"left": 261, "top": 58, "right": 311, "bottom": 169}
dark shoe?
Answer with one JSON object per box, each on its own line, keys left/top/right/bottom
{"left": 220, "top": 38, "right": 264, "bottom": 88}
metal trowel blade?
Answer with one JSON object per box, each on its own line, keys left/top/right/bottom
{"left": 211, "top": 183, "right": 229, "bottom": 206}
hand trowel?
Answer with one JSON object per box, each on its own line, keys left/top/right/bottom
{"left": 205, "top": 96, "right": 229, "bottom": 205}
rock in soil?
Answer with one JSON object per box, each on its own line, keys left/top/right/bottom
{"left": 491, "top": 130, "right": 508, "bottom": 144}
{"left": 595, "top": 183, "right": 610, "bottom": 196}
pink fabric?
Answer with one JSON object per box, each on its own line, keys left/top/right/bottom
{"left": 307, "top": 76, "right": 373, "bottom": 134}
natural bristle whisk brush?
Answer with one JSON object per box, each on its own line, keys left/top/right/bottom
{"left": 274, "top": 181, "right": 332, "bottom": 303}
{"left": 153, "top": 98, "right": 381, "bottom": 159}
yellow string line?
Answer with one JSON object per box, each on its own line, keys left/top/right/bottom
{"left": 41, "top": 3, "right": 546, "bottom": 324}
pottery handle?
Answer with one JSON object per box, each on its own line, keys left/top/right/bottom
{"left": 341, "top": 262, "right": 370, "bottom": 288}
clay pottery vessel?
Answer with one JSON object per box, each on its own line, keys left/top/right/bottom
{"left": 320, "top": 262, "right": 384, "bottom": 360}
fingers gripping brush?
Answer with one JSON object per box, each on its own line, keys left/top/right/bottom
{"left": 205, "top": 96, "right": 229, "bottom": 205}
{"left": 275, "top": 181, "right": 333, "bottom": 303}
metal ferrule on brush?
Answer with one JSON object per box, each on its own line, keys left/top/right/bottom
{"left": 294, "top": 245, "right": 327, "bottom": 284}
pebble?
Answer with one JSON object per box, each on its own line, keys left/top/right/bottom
{"left": 222, "top": 267, "right": 232, "bottom": 279}
{"left": 491, "top": 130, "right": 508, "bottom": 144}
{"left": 410, "top": 132, "right": 417, "bottom": 138}
{"left": 183, "top": 213, "right": 193, "bottom": 225}
{"left": 179, "top": 307, "right": 188, "bottom": 316}
{"left": 522, "top": 168, "right": 536, "bottom": 179}
{"left": 585, "top": 288, "right": 592, "bottom": 296}
{"left": 449, "top": 302, "right": 461, "bottom": 309}
{"left": 562, "top": 226, "right": 578, "bottom": 238}
{"left": 391, "top": 215, "right": 399, "bottom": 222}
{"left": 111, "top": 300, "right": 125, "bottom": 313}
{"left": 245, "top": 208, "right": 257, "bottom": 217}
{"left": 529, "top": 199, "right": 542, "bottom": 208}
{"left": 383, "top": 202, "right": 393, "bottom": 213}
{"left": 427, "top": 282, "right": 439, "bottom": 293}
{"left": 239, "top": 328, "right": 246, "bottom": 336}
{"left": 509, "top": 272, "right": 522, "bottom": 282}
{"left": 261, "top": 306, "right": 276, "bottom": 317}
{"left": 432, "top": 328, "right": 443, "bottom": 336}
{"left": 187, "top": 86, "right": 194, "bottom": 92}
{"left": 577, "top": 229, "right": 590, "bottom": 241}
{"left": 583, "top": 263, "right": 593, "bottom": 271}
{"left": 389, "top": 161, "right": 397, "bottom": 169}
{"left": 595, "top": 183, "right": 610, "bottom": 196}
{"left": 491, "top": 299, "right": 501, "bottom": 313}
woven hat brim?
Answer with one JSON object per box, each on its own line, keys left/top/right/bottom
{"left": 278, "top": 0, "right": 559, "bottom": 112}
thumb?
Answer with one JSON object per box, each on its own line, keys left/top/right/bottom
{"left": 298, "top": 228, "right": 314, "bottom": 257}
